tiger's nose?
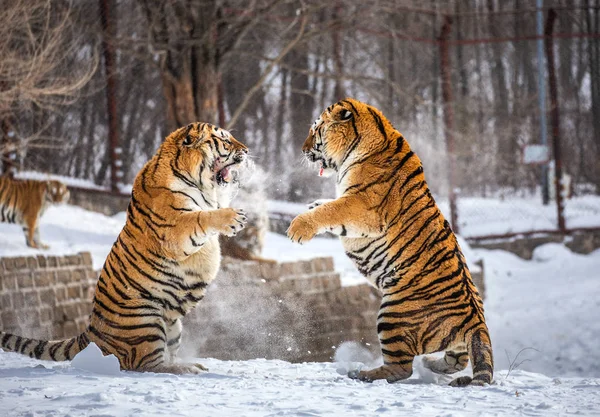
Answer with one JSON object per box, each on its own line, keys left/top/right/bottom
{"left": 233, "top": 150, "right": 246, "bottom": 163}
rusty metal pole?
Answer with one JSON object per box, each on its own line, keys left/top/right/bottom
{"left": 544, "top": 8, "right": 566, "bottom": 233}
{"left": 99, "top": 0, "right": 120, "bottom": 192}
{"left": 439, "top": 15, "right": 459, "bottom": 234}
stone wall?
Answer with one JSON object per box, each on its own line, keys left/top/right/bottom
{"left": 181, "top": 257, "right": 380, "bottom": 362}
{"left": 68, "top": 187, "right": 130, "bottom": 216}
{"left": 469, "top": 229, "right": 600, "bottom": 259}
{"left": 0, "top": 252, "right": 97, "bottom": 340}
{"left": 0, "top": 253, "right": 381, "bottom": 362}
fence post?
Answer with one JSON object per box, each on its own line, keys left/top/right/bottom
{"left": 536, "top": 0, "right": 550, "bottom": 205}
{"left": 99, "top": 0, "right": 121, "bottom": 193}
{"left": 438, "top": 15, "right": 459, "bottom": 234}
{"left": 544, "top": 8, "right": 566, "bottom": 233}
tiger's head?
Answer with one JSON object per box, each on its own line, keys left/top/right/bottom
{"left": 45, "top": 180, "right": 70, "bottom": 204}
{"left": 164, "top": 122, "right": 249, "bottom": 189}
{"left": 302, "top": 98, "right": 393, "bottom": 178}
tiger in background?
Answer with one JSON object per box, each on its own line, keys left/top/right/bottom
{"left": 0, "top": 176, "right": 70, "bottom": 249}
{"left": 0, "top": 122, "right": 249, "bottom": 374}
{"left": 287, "top": 98, "right": 493, "bottom": 387}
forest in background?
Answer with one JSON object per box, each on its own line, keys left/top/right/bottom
{"left": 0, "top": 0, "right": 599, "bottom": 203}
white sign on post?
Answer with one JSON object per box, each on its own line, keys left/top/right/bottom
{"left": 522, "top": 144, "right": 550, "bottom": 165}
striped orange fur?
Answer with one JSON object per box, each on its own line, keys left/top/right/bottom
{"left": 287, "top": 98, "right": 493, "bottom": 386}
{"left": 0, "top": 122, "right": 248, "bottom": 374}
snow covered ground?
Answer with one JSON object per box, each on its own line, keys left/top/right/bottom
{"left": 1, "top": 347, "right": 599, "bottom": 417}
{"left": 1, "top": 204, "right": 600, "bottom": 415}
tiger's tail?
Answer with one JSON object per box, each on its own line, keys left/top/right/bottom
{"left": 0, "top": 330, "right": 91, "bottom": 361}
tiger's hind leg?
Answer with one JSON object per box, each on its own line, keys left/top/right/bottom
{"left": 138, "top": 318, "right": 208, "bottom": 374}
{"left": 348, "top": 309, "right": 415, "bottom": 383}
{"left": 90, "top": 311, "right": 206, "bottom": 375}
{"left": 449, "top": 328, "right": 494, "bottom": 387}
{"left": 422, "top": 344, "right": 469, "bottom": 375}
{"left": 348, "top": 361, "right": 413, "bottom": 383}
{"left": 164, "top": 319, "right": 208, "bottom": 372}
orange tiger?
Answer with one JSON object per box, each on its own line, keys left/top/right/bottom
{"left": 0, "top": 122, "right": 248, "bottom": 374}
{"left": 0, "top": 176, "right": 69, "bottom": 249}
{"left": 287, "top": 98, "right": 493, "bottom": 386}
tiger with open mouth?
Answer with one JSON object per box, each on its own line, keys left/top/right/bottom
{"left": 1, "top": 122, "right": 249, "bottom": 374}
{"left": 288, "top": 98, "right": 493, "bottom": 387}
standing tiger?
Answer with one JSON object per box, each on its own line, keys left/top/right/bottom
{"left": 0, "top": 176, "right": 70, "bottom": 249}
{"left": 0, "top": 122, "right": 248, "bottom": 374}
{"left": 287, "top": 98, "right": 493, "bottom": 386}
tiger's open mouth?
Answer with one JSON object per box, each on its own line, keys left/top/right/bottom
{"left": 305, "top": 150, "right": 329, "bottom": 177}
{"left": 215, "top": 164, "right": 239, "bottom": 186}
{"left": 214, "top": 152, "right": 246, "bottom": 186}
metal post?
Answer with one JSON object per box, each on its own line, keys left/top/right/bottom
{"left": 536, "top": 0, "right": 550, "bottom": 205}
{"left": 99, "top": 0, "right": 120, "bottom": 192}
{"left": 438, "top": 15, "right": 459, "bottom": 234}
{"left": 544, "top": 8, "right": 566, "bottom": 233}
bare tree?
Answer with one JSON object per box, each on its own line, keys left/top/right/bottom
{"left": 0, "top": 0, "right": 98, "bottom": 174}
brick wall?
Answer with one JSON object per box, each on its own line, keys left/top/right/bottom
{"left": 0, "top": 252, "right": 486, "bottom": 363}
{"left": 181, "top": 257, "right": 381, "bottom": 362}
{"left": 68, "top": 187, "right": 130, "bottom": 216}
{"left": 0, "top": 252, "right": 97, "bottom": 340}
{"left": 0, "top": 253, "right": 381, "bottom": 362}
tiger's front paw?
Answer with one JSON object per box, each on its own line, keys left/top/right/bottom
{"left": 214, "top": 208, "right": 247, "bottom": 237}
{"left": 287, "top": 213, "right": 318, "bottom": 244}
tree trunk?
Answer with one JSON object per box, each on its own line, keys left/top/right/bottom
{"left": 140, "top": 0, "right": 219, "bottom": 133}
{"left": 585, "top": 0, "right": 600, "bottom": 190}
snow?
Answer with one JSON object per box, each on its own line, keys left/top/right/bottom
{"left": 484, "top": 244, "right": 600, "bottom": 378}
{"left": 1, "top": 350, "right": 599, "bottom": 417}
{"left": 1, "top": 204, "right": 600, "bottom": 415}
{"left": 70, "top": 343, "right": 121, "bottom": 376}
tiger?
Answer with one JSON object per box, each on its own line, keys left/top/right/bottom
{"left": 0, "top": 122, "right": 249, "bottom": 374}
{"left": 287, "top": 98, "right": 493, "bottom": 387}
{"left": 0, "top": 176, "right": 70, "bottom": 249}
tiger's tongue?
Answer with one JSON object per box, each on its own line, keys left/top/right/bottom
{"left": 220, "top": 166, "right": 231, "bottom": 182}
{"left": 319, "top": 162, "right": 324, "bottom": 177}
